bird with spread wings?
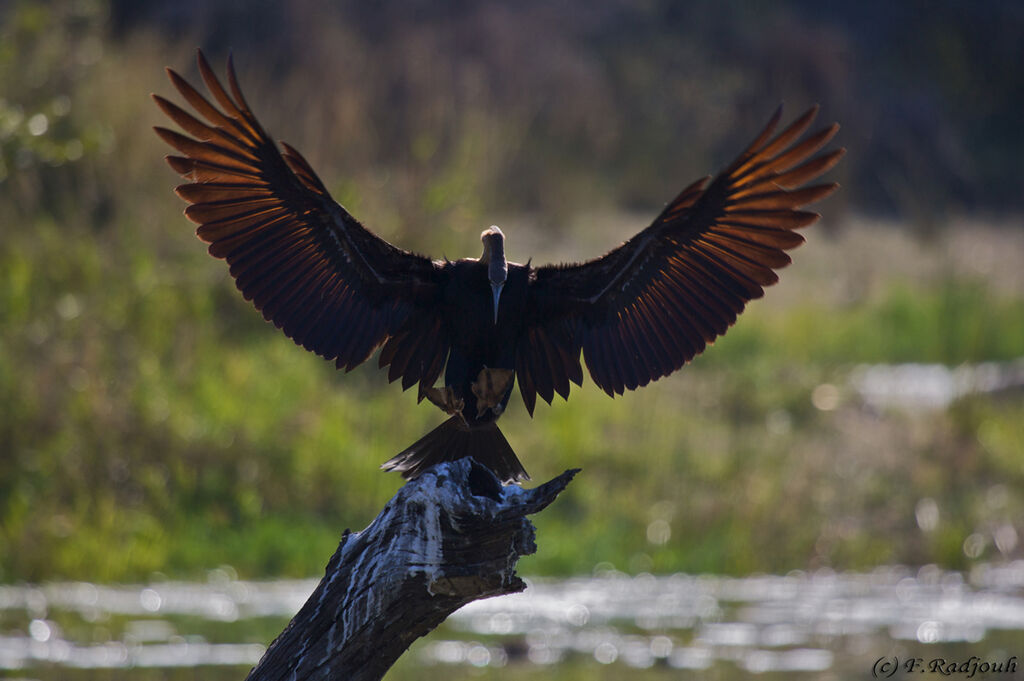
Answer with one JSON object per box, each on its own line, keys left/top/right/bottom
{"left": 154, "top": 50, "right": 843, "bottom": 484}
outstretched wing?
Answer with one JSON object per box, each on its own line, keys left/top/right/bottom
{"left": 154, "top": 50, "right": 450, "bottom": 391}
{"left": 517, "top": 106, "right": 844, "bottom": 410}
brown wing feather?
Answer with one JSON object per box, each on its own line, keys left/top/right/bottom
{"left": 523, "top": 106, "right": 844, "bottom": 400}
{"left": 155, "top": 50, "right": 448, "bottom": 389}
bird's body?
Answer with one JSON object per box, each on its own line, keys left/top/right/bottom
{"left": 155, "top": 51, "right": 844, "bottom": 484}
{"left": 442, "top": 258, "right": 525, "bottom": 422}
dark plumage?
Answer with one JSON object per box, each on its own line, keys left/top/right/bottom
{"left": 155, "top": 51, "right": 844, "bottom": 483}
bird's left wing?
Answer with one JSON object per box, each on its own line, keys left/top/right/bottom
{"left": 518, "top": 106, "right": 844, "bottom": 412}
{"left": 154, "top": 51, "right": 449, "bottom": 391}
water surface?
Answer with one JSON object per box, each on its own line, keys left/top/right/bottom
{"left": 2, "top": 562, "right": 1022, "bottom": 679}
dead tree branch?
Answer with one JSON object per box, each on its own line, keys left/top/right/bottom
{"left": 245, "top": 458, "right": 579, "bottom": 681}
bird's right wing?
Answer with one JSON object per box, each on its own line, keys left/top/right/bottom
{"left": 154, "top": 50, "right": 450, "bottom": 392}
{"left": 519, "top": 106, "right": 844, "bottom": 410}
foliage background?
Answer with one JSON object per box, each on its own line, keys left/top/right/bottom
{"left": 1, "top": 0, "right": 1022, "bottom": 583}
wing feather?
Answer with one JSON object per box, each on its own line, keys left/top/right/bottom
{"left": 530, "top": 328, "right": 556, "bottom": 404}
{"left": 539, "top": 327, "right": 571, "bottom": 400}
{"left": 516, "top": 347, "right": 540, "bottom": 414}
{"left": 644, "top": 287, "right": 698, "bottom": 363}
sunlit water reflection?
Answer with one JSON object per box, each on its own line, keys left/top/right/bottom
{"left": 1, "top": 562, "right": 1022, "bottom": 676}
{"left": 849, "top": 359, "right": 1024, "bottom": 411}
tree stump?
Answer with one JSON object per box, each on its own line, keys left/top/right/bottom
{"left": 245, "top": 458, "right": 579, "bottom": 681}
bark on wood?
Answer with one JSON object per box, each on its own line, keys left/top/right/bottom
{"left": 244, "top": 458, "right": 579, "bottom": 681}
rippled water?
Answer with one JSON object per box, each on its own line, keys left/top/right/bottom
{"left": 2, "top": 562, "right": 1022, "bottom": 679}
{"left": 424, "top": 563, "right": 1024, "bottom": 674}
{"left": 849, "top": 359, "right": 1024, "bottom": 411}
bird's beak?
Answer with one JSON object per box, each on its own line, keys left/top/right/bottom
{"left": 491, "top": 281, "right": 504, "bottom": 324}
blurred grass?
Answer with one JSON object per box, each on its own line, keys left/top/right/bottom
{"left": 1, "top": 2, "right": 1022, "bottom": 583}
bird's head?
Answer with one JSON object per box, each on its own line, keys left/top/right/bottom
{"left": 480, "top": 226, "right": 507, "bottom": 324}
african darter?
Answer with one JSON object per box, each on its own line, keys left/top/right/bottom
{"left": 154, "top": 51, "right": 844, "bottom": 483}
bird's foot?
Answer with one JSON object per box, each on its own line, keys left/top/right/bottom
{"left": 471, "top": 367, "right": 515, "bottom": 418}
{"left": 420, "top": 385, "right": 465, "bottom": 416}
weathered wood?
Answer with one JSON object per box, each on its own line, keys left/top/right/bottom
{"left": 245, "top": 458, "right": 579, "bottom": 681}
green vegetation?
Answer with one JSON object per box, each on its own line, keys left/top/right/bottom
{"left": 1, "top": 2, "right": 1022, "bottom": 584}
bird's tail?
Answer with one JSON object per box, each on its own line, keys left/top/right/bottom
{"left": 381, "top": 416, "right": 529, "bottom": 484}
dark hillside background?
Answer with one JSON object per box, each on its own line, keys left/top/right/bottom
{"left": 106, "top": 0, "right": 1024, "bottom": 220}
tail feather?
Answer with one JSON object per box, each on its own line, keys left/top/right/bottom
{"left": 382, "top": 416, "right": 529, "bottom": 484}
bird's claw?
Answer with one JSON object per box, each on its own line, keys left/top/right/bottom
{"left": 420, "top": 385, "right": 465, "bottom": 415}
{"left": 471, "top": 367, "right": 514, "bottom": 418}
